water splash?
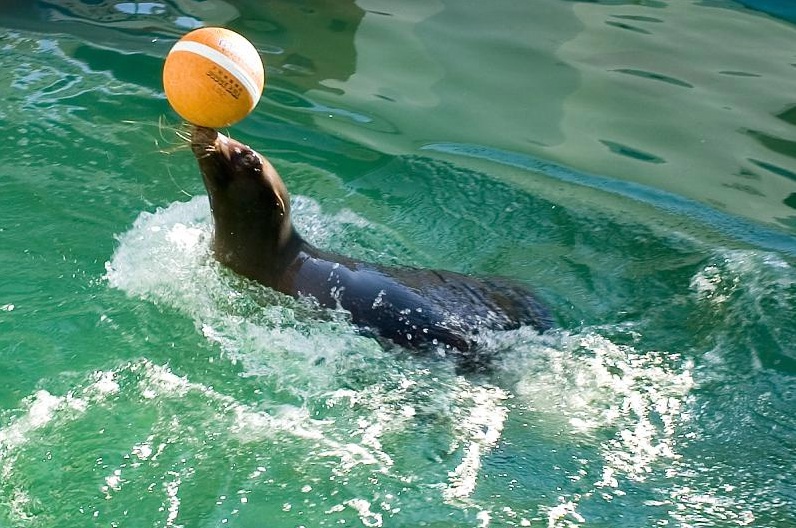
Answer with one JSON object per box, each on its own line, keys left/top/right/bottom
{"left": 4, "top": 197, "right": 784, "bottom": 526}
{"left": 100, "top": 197, "right": 512, "bottom": 523}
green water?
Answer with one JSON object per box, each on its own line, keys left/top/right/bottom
{"left": 1, "top": 1, "right": 795, "bottom": 527}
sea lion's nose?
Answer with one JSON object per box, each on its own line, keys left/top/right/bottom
{"left": 190, "top": 125, "right": 218, "bottom": 148}
{"left": 191, "top": 126, "right": 233, "bottom": 161}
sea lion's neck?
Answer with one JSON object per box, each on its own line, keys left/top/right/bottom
{"left": 212, "top": 220, "right": 306, "bottom": 290}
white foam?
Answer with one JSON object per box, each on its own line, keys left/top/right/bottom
{"left": 0, "top": 391, "right": 62, "bottom": 452}
{"left": 499, "top": 328, "right": 696, "bottom": 522}
{"left": 503, "top": 314, "right": 772, "bottom": 527}
{"left": 92, "top": 370, "right": 120, "bottom": 396}
{"left": 443, "top": 385, "right": 509, "bottom": 503}
{"left": 104, "top": 197, "right": 386, "bottom": 400}
{"left": 163, "top": 471, "right": 182, "bottom": 527}
{"left": 344, "top": 498, "right": 383, "bottom": 527}
{"left": 132, "top": 441, "right": 154, "bottom": 461}
{"left": 105, "top": 196, "right": 212, "bottom": 299}
{"left": 0, "top": 364, "right": 152, "bottom": 495}
{"left": 691, "top": 249, "right": 795, "bottom": 306}
{"left": 690, "top": 264, "right": 726, "bottom": 302}
{"left": 546, "top": 500, "right": 585, "bottom": 527}
{"left": 0, "top": 390, "right": 77, "bottom": 482}
{"left": 8, "top": 489, "right": 34, "bottom": 522}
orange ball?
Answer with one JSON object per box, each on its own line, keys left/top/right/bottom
{"left": 163, "top": 27, "right": 265, "bottom": 128}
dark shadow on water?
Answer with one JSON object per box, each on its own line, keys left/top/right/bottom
{"left": 599, "top": 139, "right": 666, "bottom": 164}
{"left": 0, "top": 0, "right": 365, "bottom": 95}
{"left": 733, "top": 0, "right": 796, "bottom": 23}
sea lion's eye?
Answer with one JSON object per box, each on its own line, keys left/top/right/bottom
{"left": 234, "top": 150, "right": 260, "bottom": 171}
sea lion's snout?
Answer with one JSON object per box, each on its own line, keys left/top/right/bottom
{"left": 190, "top": 126, "right": 218, "bottom": 156}
{"left": 191, "top": 126, "right": 261, "bottom": 173}
{"left": 191, "top": 126, "right": 237, "bottom": 165}
{"left": 191, "top": 126, "right": 236, "bottom": 192}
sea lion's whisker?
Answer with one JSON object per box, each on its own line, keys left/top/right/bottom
{"left": 164, "top": 163, "right": 193, "bottom": 198}
{"left": 157, "top": 142, "right": 192, "bottom": 155}
{"left": 174, "top": 128, "right": 191, "bottom": 143}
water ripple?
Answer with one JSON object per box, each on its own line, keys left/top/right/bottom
{"left": 612, "top": 68, "right": 694, "bottom": 88}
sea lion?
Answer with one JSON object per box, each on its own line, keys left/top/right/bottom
{"left": 191, "top": 126, "right": 552, "bottom": 368}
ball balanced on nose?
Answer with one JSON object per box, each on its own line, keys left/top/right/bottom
{"left": 163, "top": 27, "right": 265, "bottom": 128}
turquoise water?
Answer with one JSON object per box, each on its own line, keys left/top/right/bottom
{"left": 1, "top": 1, "right": 795, "bottom": 526}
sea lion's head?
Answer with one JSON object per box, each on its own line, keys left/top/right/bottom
{"left": 191, "top": 126, "right": 295, "bottom": 283}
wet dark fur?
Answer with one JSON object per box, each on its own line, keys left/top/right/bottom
{"left": 191, "top": 126, "right": 552, "bottom": 368}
